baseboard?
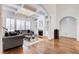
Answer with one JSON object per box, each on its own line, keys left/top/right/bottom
{"left": 60, "top": 36, "right": 76, "bottom": 39}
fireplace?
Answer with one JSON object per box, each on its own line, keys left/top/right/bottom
{"left": 38, "top": 30, "right": 43, "bottom": 36}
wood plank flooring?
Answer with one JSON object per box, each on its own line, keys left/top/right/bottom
{"left": 2, "top": 37, "right": 79, "bottom": 54}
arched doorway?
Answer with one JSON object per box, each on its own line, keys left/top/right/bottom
{"left": 59, "top": 16, "right": 77, "bottom": 39}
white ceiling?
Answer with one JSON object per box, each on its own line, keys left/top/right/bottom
{"left": 3, "top": 4, "right": 48, "bottom": 17}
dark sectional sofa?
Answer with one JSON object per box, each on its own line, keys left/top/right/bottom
{"left": 2, "top": 30, "right": 34, "bottom": 51}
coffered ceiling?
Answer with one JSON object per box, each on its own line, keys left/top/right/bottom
{"left": 3, "top": 4, "right": 48, "bottom": 17}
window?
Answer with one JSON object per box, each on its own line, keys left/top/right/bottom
{"left": 26, "top": 21, "right": 30, "bottom": 30}
{"left": 10, "top": 19, "right": 15, "bottom": 31}
{"left": 16, "top": 20, "right": 26, "bottom": 30}
{"left": 16, "top": 20, "right": 21, "bottom": 30}
{"left": 6, "top": 18, "right": 10, "bottom": 31}
{"left": 21, "top": 20, "right": 25, "bottom": 30}
{"left": 6, "top": 18, "right": 15, "bottom": 31}
{"left": 16, "top": 20, "right": 30, "bottom": 30}
{"left": 6, "top": 18, "right": 31, "bottom": 31}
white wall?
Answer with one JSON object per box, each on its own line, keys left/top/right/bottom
{"left": 43, "top": 4, "right": 79, "bottom": 40}
{"left": 56, "top": 4, "right": 79, "bottom": 40}
{"left": 60, "top": 17, "right": 76, "bottom": 38}
{"left": 56, "top": 4, "right": 79, "bottom": 28}
{"left": 43, "top": 4, "right": 56, "bottom": 39}
{"left": 37, "top": 15, "right": 45, "bottom": 30}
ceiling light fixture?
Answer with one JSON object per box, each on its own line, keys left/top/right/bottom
{"left": 18, "top": 8, "right": 35, "bottom": 16}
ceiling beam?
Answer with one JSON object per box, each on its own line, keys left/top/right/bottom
{"left": 3, "top": 6, "right": 16, "bottom": 13}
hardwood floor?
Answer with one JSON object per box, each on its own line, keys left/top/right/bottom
{"left": 2, "top": 37, "right": 79, "bottom": 54}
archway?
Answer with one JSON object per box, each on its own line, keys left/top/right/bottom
{"left": 59, "top": 16, "right": 77, "bottom": 39}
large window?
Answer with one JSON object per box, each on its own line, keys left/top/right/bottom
{"left": 26, "top": 21, "right": 30, "bottom": 30}
{"left": 16, "top": 20, "right": 21, "bottom": 30}
{"left": 6, "top": 18, "right": 15, "bottom": 31}
{"left": 16, "top": 20, "right": 26, "bottom": 30}
{"left": 6, "top": 18, "right": 31, "bottom": 31}
{"left": 10, "top": 18, "right": 15, "bottom": 31}
{"left": 6, "top": 18, "right": 10, "bottom": 31}
{"left": 21, "top": 20, "right": 25, "bottom": 30}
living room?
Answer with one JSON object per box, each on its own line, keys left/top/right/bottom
{"left": 0, "top": 4, "right": 79, "bottom": 54}
{"left": 0, "top": 4, "right": 49, "bottom": 53}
